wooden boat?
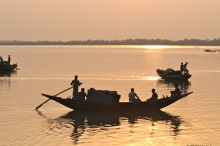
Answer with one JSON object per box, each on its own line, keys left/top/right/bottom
{"left": 41, "top": 91, "right": 193, "bottom": 111}
{"left": 203, "top": 49, "right": 216, "bottom": 52}
{"left": 0, "top": 61, "right": 17, "bottom": 71}
{"left": 157, "top": 68, "right": 191, "bottom": 80}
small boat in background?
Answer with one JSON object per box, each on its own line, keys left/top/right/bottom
{"left": 0, "top": 61, "right": 18, "bottom": 71}
{"left": 157, "top": 68, "right": 191, "bottom": 80}
{"left": 203, "top": 49, "right": 216, "bottom": 52}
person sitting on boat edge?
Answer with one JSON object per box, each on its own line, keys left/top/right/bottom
{"left": 70, "top": 75, "right": 82, "bottom": 98}
{"left": 128, "top": 88, "right": 141, "bottom": 102}
{"left": 170, "top": 83, "right": 181, "bottom": 97}
{"left": 75, "top": 88, "right": 87, "bottom": 100}
{"left": 147, "top": 88, "right": 158, "bottom": 101}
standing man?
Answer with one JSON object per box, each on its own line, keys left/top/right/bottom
{"left": 70, "top": 75, "right": 82, "bottom": 98}
{"left": 183, "top": 62, "right": 188, "bottom": 73}
{"left": 128, "top": 88, "right": 141, "bottom": 102}
{"left": 8, "top": 55, "right": 11, "bottom": 64}
{"left": 180, "top": 62, "right": 184, "bottom": 72}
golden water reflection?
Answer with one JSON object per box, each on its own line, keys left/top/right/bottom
{"left": 43, "top": 110, "right": 190, "bottom": 145}
{"left": 0, "top": 71, "right": 17, "bottom": 90}
{"left": 157, "top": 79, "right": 191, "bottom": 94}
{"left": 145, "top": 76, "right": 161, "bottom": 80}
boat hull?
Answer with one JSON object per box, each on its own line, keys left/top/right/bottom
{"left": 0, "top": 63, "right": 17, "bottom": 71}
{"left": 157, "top": 69, "right": 191, "bottom": 80}
{"left": 41, "top": 92, "right": 193, "bottom": 111}
{"left": 157, "top": 72, "right": 191, "bottom": 80}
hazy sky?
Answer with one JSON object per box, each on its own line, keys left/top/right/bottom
{"left": 0, "top": 0, "right": 220, "bottom": 41}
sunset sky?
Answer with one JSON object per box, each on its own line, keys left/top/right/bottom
{"left": 0, "top": 0, "right": 220, "bottom": 41}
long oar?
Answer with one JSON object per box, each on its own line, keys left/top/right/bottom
{"left": 36, "top": 86, "right": 73, "bottom": 110}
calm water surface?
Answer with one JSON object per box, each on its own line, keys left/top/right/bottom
{"left": 0, "top": 45, "right": 220, "bottom": 146}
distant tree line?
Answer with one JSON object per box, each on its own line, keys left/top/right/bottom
{"left": 1, "top": 38, "right": 220, "bottom": 45}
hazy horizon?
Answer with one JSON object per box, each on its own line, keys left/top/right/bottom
{"left": 1, "top": 0, "right": 220, "bottom": 41}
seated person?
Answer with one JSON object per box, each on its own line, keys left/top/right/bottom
{"left": 76, "top": 88, "right": 87, "bottom": 100}
{"left": 184, "top": 70, "right": 189, "bottom": 76}
{"left": 170, "top": 84, "right": 181, "bottom": 97}
{"left": 147, "top": 88, "right": 158, "bottom": 101}
{"left": 128, "top": 88, "right": 141, "bottom": 102}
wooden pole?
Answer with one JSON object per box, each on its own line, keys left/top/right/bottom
{"left": 35, "top": 87, "right": 73, "bottom": 110}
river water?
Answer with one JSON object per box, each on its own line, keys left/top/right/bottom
{"left": 0, "top": 45, "right": 220, "bottom": 146}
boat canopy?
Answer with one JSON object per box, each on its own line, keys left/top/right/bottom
{"left": 164, "top": 68, "right": 174, "bottom": 75}
{"left": 87, "top": 89, "right": 121, "bottom": 103}
{"left": 0, "top": 61, "right": 10, "bottom": 65}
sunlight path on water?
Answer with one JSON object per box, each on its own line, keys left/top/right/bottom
{"left": 0, "top": 45, "right": 220, "bottom": 145}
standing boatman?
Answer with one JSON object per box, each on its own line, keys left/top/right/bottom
{"left": 183, "top": 62, "right": 188, "bottom": 73}
{"left": 180, "top": 62, "right": 184, "bottom": 72}
{"left": 70, "top": 75, "right": 82, "bottom": 98}
{"left": 8, "top": 55, "right": 11, "bottom": 64}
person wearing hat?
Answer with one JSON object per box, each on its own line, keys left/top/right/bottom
{"left": 70, "top": 75, "right": 82, "bottom": 98}
{"left": 170, "top": 83, "right": 181, "bottom": 97}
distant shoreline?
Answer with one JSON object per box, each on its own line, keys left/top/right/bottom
{"left": 1, "top": 44, "right": 220, "bottom": 46}
{"left": 1, "top": 38, "right": 220, "bottom": 46}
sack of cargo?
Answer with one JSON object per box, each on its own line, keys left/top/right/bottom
{"left": 87, "top": 88, "right": 121, "bottom": 103}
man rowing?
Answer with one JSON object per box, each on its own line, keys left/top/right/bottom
{"left": 70, "top": 75, "right": 82, "bottom": 98}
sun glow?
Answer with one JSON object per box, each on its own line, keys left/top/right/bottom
{"left": 142, "top": 45, "right": 168, "bottom": 49}
{"left": 145, "top": 76, "right": 160, "bottom": 81}
{"left": 131, "top": 45, "right": 168, "bottom": 49}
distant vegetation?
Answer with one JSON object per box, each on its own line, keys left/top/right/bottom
{"left": 1, "top": 38, "right": 220, "bottom": 45}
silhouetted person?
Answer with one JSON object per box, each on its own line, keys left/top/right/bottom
{"left": 70, "top": 75, "right": 82, "bottom": 98}
{"left": 0, "top": 56, "right": 3, "bottom": 62}
{"left": 180, "top": 62, "right": 184, "bottom": 72}
{"left": 148, "top": 88, "right": 158, "bottom": 101}
{"left": 8, "top": 55, "right": 11, "bottom": 64}
{"left": 76, "top": 88, "right": 87, "bottom": 100}
{"left": 128, "top": 88, "right": 141, "bottom": 102}
{"left": 184, "top": 70, "right": 189, "bottom": 76}
{"left": 183, "top": 62, "right": 188, "bottom": 73}
{"left": 170, "top": 84, "right": 181, "bottom": 97}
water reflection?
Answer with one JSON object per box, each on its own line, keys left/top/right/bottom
{"left": 0, "top": 71, "right": 16, "bottom": 89}
{"left": 44, "top": 110, "right": 188, "bottom": 144}
{"left": 120, "top": 110, "right": 185, "bottom": 136}
{"left": 157, "top": 79, "right": 191, "bottom": 94}
{"left": 0, "top": 70, "right": 17, "bottom": 77}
